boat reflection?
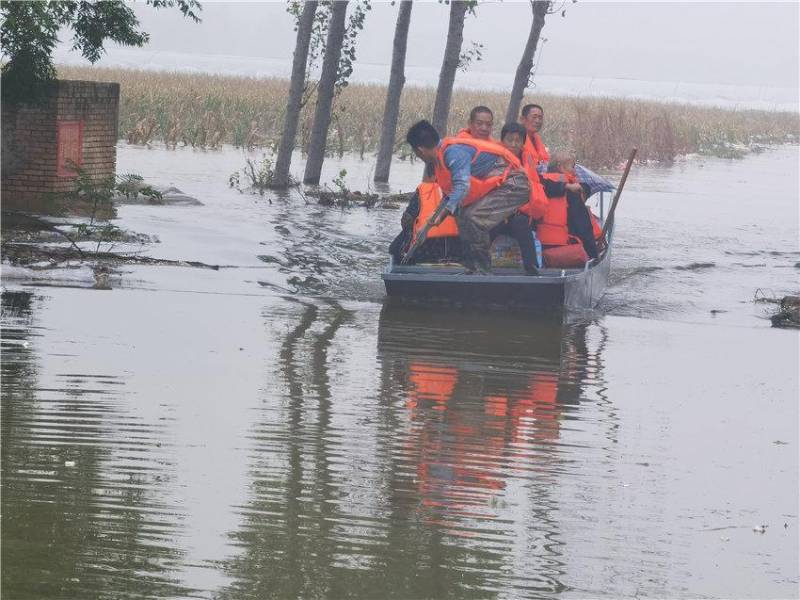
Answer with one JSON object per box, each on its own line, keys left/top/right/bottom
{"left": 220, "top": 299, "right": 608, "bottom": 598}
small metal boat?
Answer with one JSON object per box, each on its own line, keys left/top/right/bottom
{"left": 382, "top": 187, "right": 616, "bottom": 312}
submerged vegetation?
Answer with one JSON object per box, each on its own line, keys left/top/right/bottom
{"left": 59, "top": 65, "right": 799, "bottom": 169}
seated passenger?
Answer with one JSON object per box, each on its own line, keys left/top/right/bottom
{"left": 519, "top": 103, "right": 550, "bottom": 171}
{"left": 389, "top": 184, "right": 463, "bottom": 264}
{"left": 456, "top": 105, "right": 494, "bottom": 140}
{"left": 489, "top": 122, "right": 541, "bottom": 274}
{"left": 406, "top": 120, "right": 530, "bottom": 274}
{"left": 539, "top": 152, "right": 599, "bottom": 259}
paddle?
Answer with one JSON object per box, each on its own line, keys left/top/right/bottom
{"left": 400, "top": 199, "right": 450, "bottom": 265}
{"left": 601, "top": 148, "right": 637, "bottom": 240}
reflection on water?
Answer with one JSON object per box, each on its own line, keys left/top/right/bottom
{"left": 1, "top": 291, "right": 191, "bottom": 599}
{"left": 2, "top": 145, "right": 797, "bottom": 599}
{"left": 216, "top": 301, "right": 609, "bottom": 598}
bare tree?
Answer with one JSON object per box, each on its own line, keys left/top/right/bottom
{"left": 273, "top": 1, "right": 318, "bottom": 188}
{"left": 303, "top": 1, "right": 349, "bottom": 185}
{"left": 373, "top": 0, "right": 413, "bottom": 183}
{"left": 430, "top": 0, "right": 469, "bottom": 135}
{"left": 506, "top": 0, "right": 550, "bottom": 123}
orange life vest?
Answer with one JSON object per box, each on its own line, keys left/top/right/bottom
{"left": 518, "top": 160, "right": 549, "bottom": 221}
{"left": 412, "top": 182, "right": 459, "bottom": 241}
{"left": 433, "top": 137, "right": 522, "bottom": 208}
{"left": 537, "top": 171, "right": 606, "bottom": 248}
{"left": 455, "top": 128, "right": 496, "bottom": 141}
{"left": 536, "top": 171, "right": 573, "bottom": 246}
{"left": 455, "top": 129, "right": 545, "bottom": 220}
{"left": 522, "top": 132, "right": 550, "bottom": 169}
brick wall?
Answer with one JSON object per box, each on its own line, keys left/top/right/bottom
{"left": 2, "top": 79, "right": 120, "bottom": 212}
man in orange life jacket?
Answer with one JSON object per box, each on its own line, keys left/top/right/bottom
{"left": 519, "top": 103, "right": 599, "bottom": 260}
{"left": 490, "top": 122, "right": 541, "bottom": 274}
{"left": 456, "top": 105, "right": 494, "bottom": 140}
{"left": 406, "top": 120, "right": 530, "bottom": 274}
{"left": 520, "top": 103, "right": 549, "bottom": 172}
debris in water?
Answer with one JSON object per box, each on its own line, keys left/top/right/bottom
{"left": 752, "top": 524, "right": 767, "bottom": 534}
{"left": 720, "top": 536, "right": 730, "bottom": 542}
{"left": 674, "top": 262, "right": 715, "bottom": 271}
{"left": 770, "top": 295, "right": 800, "bottom": 329}
{"left": 710, "top": 309, "right": 727, "bottom": 315}
{"left": 65, "top": 460, "right": 76, "bottom": 467}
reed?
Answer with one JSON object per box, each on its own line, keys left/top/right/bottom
{"left": 59, "top": 65, "right": 799, "bottom": 169}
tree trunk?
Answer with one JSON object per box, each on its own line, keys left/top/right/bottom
{"left": 431, "top": 0, "right": 468, "bottom": 136}
{"left": 373, "top": 0, "right": 413, "bottom": 183}
{"left": 303, "top": 0, "right": 349, "bottom": 185}
{"left": 506, "top": 0, "right": 549, "bottom": 124}
{"left": 273, "top": 1, "right": 318, "bottom": 188}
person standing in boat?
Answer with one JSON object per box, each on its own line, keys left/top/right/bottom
{"left": 406, "top": 120, "right": 530, "bottom": 274}
{"left": 520, "top": 103, "right": 550, "bottom": 172}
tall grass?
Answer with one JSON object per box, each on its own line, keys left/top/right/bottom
{"left": 60, "top": 65, "right": 799, "bottom": 169}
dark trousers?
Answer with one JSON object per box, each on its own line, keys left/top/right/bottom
{"left": 566, "top": 191, "right": 599, "bottom": 259}
{"left": 490, "top": 213, "right": 538, "bottom": 273}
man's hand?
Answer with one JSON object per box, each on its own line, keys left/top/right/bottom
{"left": 565, "top": 182, "right": 582, "bottom": 193}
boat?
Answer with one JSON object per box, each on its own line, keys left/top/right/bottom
{"left": 382, "top": 187, "right": 615, "bottom": 312}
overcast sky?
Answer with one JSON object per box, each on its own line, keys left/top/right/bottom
{"left": 66, "top": 1, "right": 799, "bottom": 89}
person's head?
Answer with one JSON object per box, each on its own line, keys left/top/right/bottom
{"left": 548, "top": 151, "right": 576, "bottom": 174}
{"left": 467, "top": 106, "right": 494, "bottom": 140}
{"left": 406, "top": 120, "right": 440, "bottom": 164}
{"left": 520, "top": 103, "right": 544, "bottom": 133}
{"left": 500, "top": 122, "right": 527, "bottom": 157}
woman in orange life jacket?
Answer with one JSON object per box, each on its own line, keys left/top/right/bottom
{"left": 488, "top": 122, "right": 543, "bottom": 274}
{"left": 539, "top": 152, "right": 599, "bottom": 259}
{"left": 405, "top": 119, "right": 530, "bottom": 274}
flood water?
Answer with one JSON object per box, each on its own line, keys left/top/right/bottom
{"left": 2, "top": 144, "right": 798, "bottom": 599}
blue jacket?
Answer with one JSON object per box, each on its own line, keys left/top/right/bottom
{"left": 441, "top": 143, "right": 501, "bottom": 212}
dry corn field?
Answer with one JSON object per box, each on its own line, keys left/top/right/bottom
{"left": 60, "top": 65, "right": 800, "bottom": 169}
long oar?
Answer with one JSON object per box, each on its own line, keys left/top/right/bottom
{"left": 601, "top": 148, "right": 637, "bottom": 240}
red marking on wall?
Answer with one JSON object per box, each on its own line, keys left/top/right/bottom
{"left": 56, "top": 120, "right": 84, "bottom": 177}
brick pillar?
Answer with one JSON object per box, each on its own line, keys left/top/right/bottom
{"left": 1, "top": 79, "right": 120, "bottom": 212}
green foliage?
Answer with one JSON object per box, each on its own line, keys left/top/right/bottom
{"left": 0, "top": 0, "right": 200, "bottom": 103}
{"left": 458, "top": 41, "right": 484, "bottom": 72}
{"left": 337, "top": 1, "right": 371, "bottom": 92}
{"left": 286, "top": 0, "right": 371, "bottom": 98}
{"left": 229, "top": 154, "right": 297, "bottom": 194}
{"left": 331, "top": 169, "right": 349, "bottom": 195}
{"left": 116, "top": 172, "right": 164, "bottom": 203}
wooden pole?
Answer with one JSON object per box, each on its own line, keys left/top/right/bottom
{"left": 601, "top": 148, "right": 637, "bottom": 239}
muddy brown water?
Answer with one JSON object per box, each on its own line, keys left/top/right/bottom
{"left": 2, "top": 144, "right": 798, "bottom": 599}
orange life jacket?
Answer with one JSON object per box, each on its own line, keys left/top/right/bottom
{"left": 536, "top": 171, "right": 573, "bottom": 246}
{"left": 455, "top": 128, "right": 496, "bottom": 141}
{"left": 433, "top": 137, "right": 522, "bottom": 208}
{"left": 412, "top": 182, "right": 459, "bottom": 241}
{"left": 522, "top": 132, "right": 550, "bottom": 170}
{"left": 455, "top": 129, "right": 545, "bottom": 219}
{"left": 537, "top": 171, "right": 607, "bottom": 248}
{"left": 518, "top": 161, "right": 549, "bottom": 221}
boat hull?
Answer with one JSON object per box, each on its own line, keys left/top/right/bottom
{"left": 382, "top": 247, "right": 611, "bottom": 311}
